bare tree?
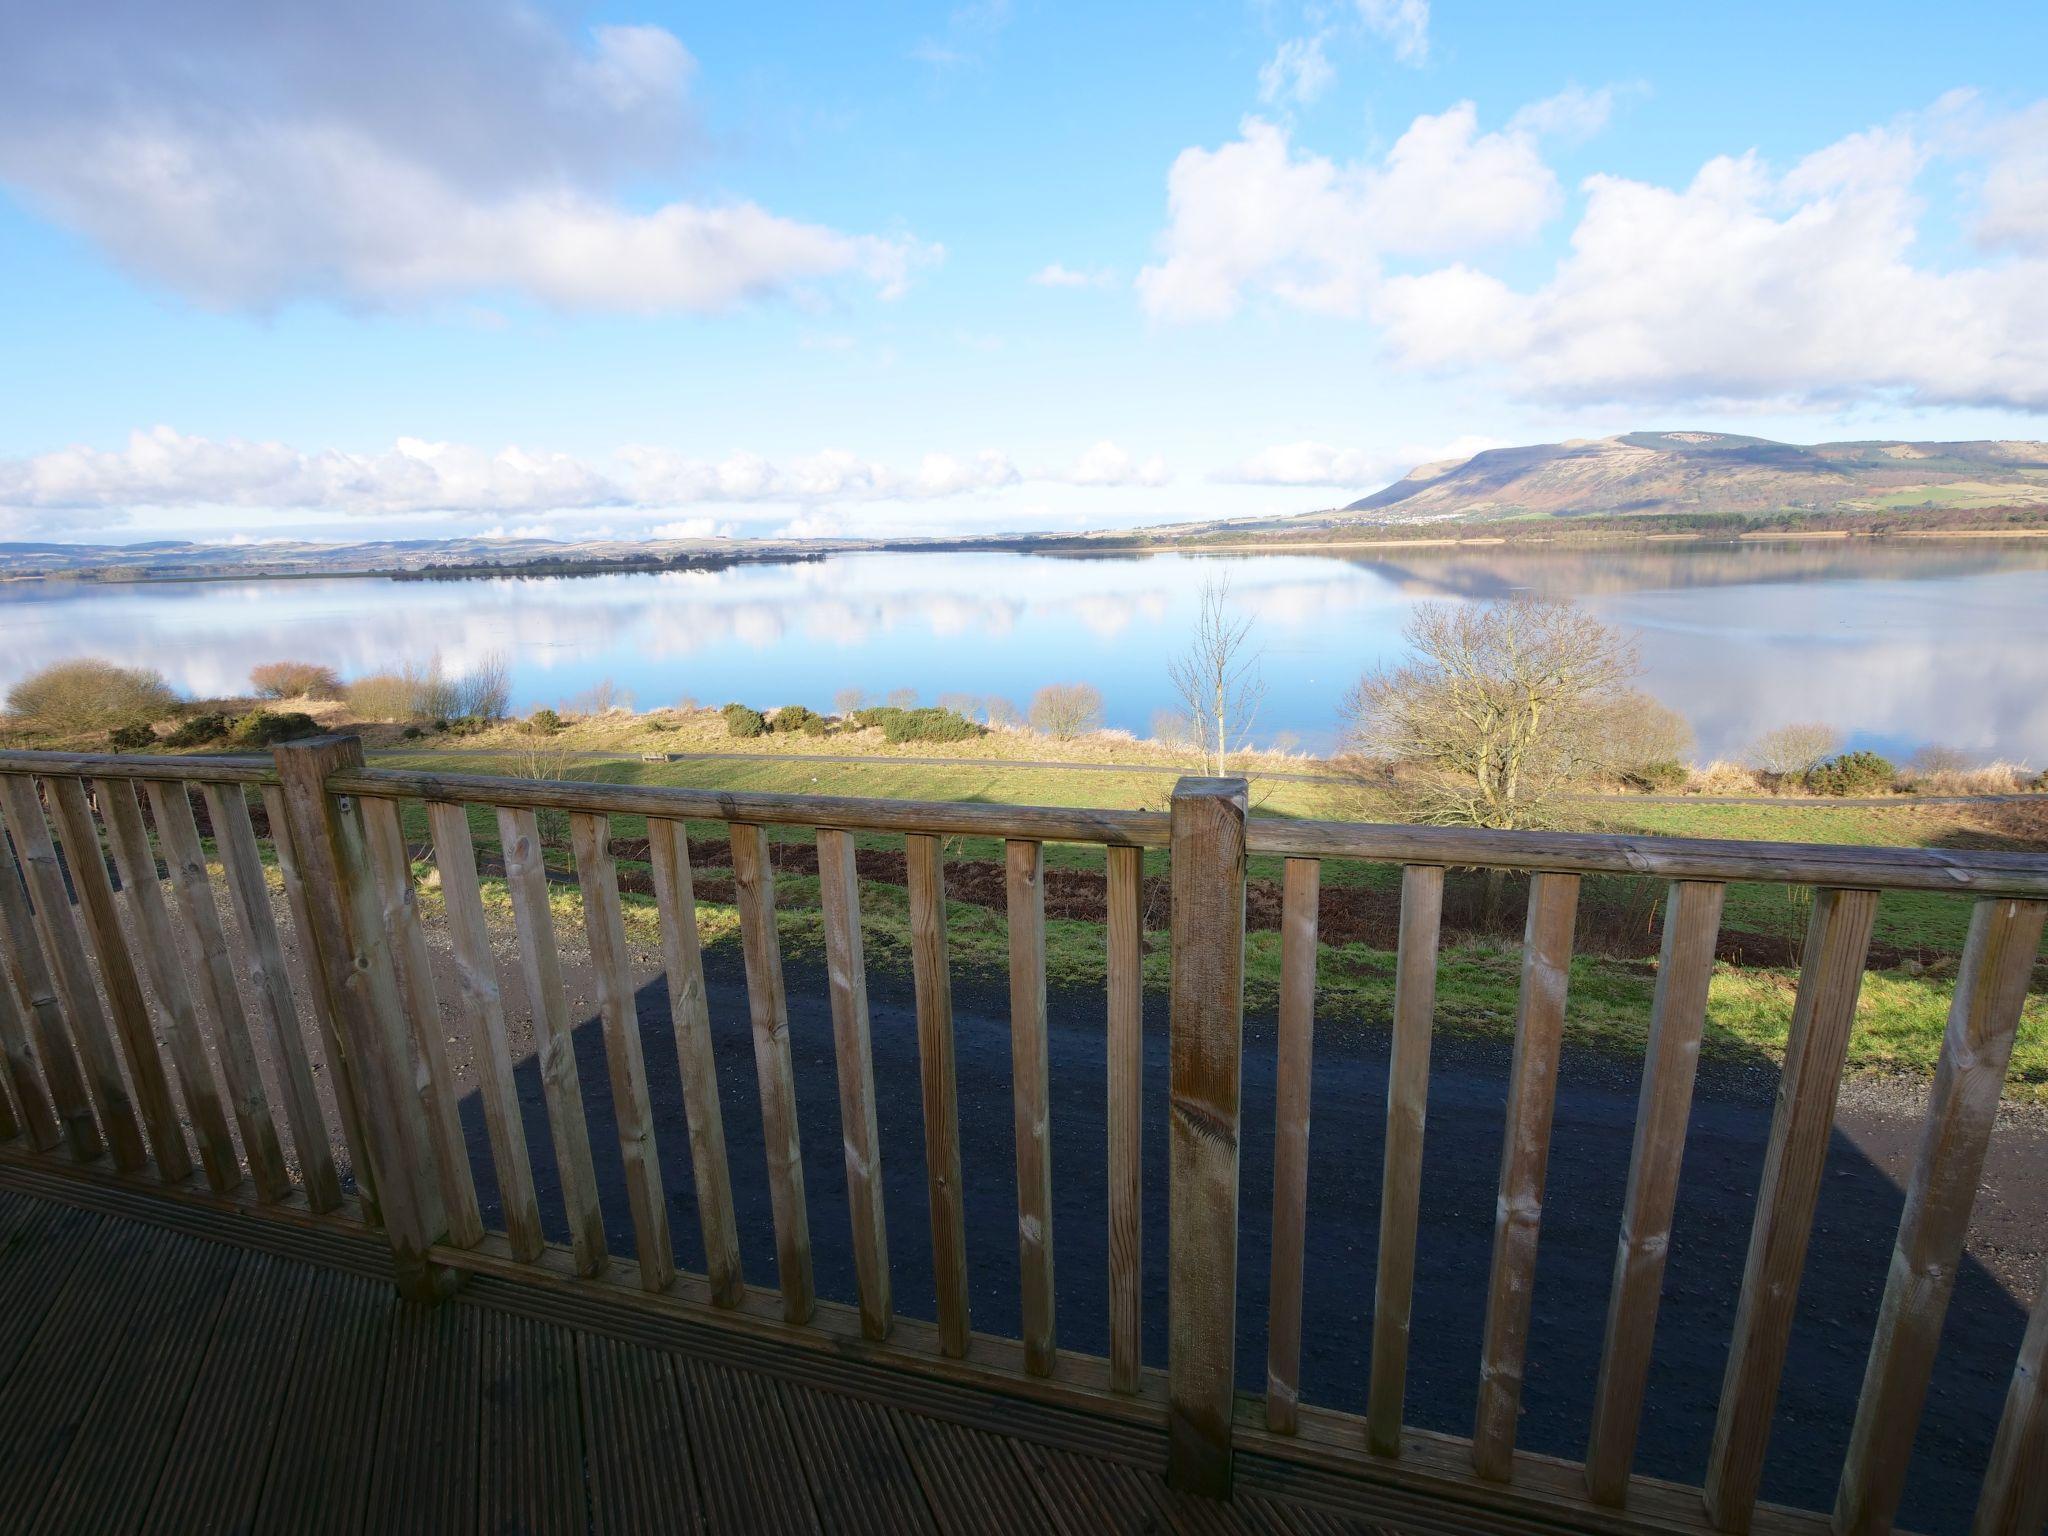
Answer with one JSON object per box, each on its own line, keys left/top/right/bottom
{"left": 1341, "top": 597, "right": 1641, "bottom": 832}
{"left": 833, "top": 687, "right": 866, "bottom": 717}
{"left": 985, "top": 696, "right": 1023, "bottom": 729}
{"left": 1168, "top": 575, "right": 1266, "bottom": 777}
{"left": 885, "top": 687, "right": 918, "bottom": 709}
{"left": 1745, "top": 722, "right": 1840, "bottom": 778}
{"left": 1029, "top": 683, "right": 1103, "bottom": 740}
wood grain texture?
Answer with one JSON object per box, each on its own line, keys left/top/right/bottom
{"left": 646, "top": 816, "right": 743, "bottom": 1307}
{"left": 1164, "top": 776, "right": 1248, "bottom": 1498}
{"left": 1703, "top": 885, "right": 1879, "bottom": 1534}
{"left": 907, "top": 833, "right": 969, "bottom": 1359}
{"left": 495, "top": 805, "right": 607, "bottom": 1277}
{"left": 1584, "top": 879, "right": 1726, "bottom": 1505}
{"left": 0, "top": 774, "right": 147, "bottom": 1169}
{"left": 270, "top": 737, "right": 450, "bottom": 1298}
{"left": 1472, "top": 870, "right": 1582, "bottom": 1482}
{"left": 570, "top": 810, "right": 674, "bottom": 1293}
{"left": 0, "top": 922, "right": 60, "bottom": 1152}
{"left": 0, "top": 819, "right": 98, "bottom": 1160}
{"left": 1265, "top": 856, "right": 1319, "bottom": 1433}
{"left": 146, "top": 780, "right": 291, "bottom": 1201}
{"left": 1833, "top": 896, "right": 2048, "bottom": 1536}
{"left": 425, "top": 801, "right": 544, "bottom": 1262}
{"left": 86, "top": 776, "right": 236, "bottom": 1188}
{"left": 817, "top": 827, "right": 892, "bottom": 1341}
{"left": 206, "top": 784, "right": 340, "bottom": 1212}
{"left": 260, "top": 784, "right": 375, "bottom": 1224}
{"left": 731, "top": 821, "right": 813, "bottom": 1323}
{"left": 1104, "top": 842, "right": 1144, "bottom": 1394}
{"left": 1976, "top": 1252, "right": 2048, "bottom": 1536}
{"left": 360, "top": 794, "right": 483, "bottom": 1248}
{"left": 1368, "top": 863, "right": 1444, "bottom": 1458}
{"left": 1007, "top": 836, "right": 1055, "bottom": 1379}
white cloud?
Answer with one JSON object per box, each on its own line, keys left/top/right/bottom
{"left": 0, "top": 1, "right": 935, "bottom": 313}
{"left": 913, "top": 0, "right": 1013, "bottom": 68}
{"left": 1506, "top": 84, "right": 1618, "bottom": 143}
{"left": 1215, "top": 442, "right": 1399, "bottom": 487}
{"left": 1029, "top": 262, "right": 1115, "bottom": 288}
{"left": 0, "top": 429, "right": 1102, "bottom": 530}
{"left": 1058, "top": 442, "right": 1171, "bottom": 487}
{"left": 1259, "top": 36, "right": 1335, "bottom": 108}
{"left": 1357, "top": 0, "right": 1430, "bottom": 65}
{"left": 1970, "top": 100, "right": 2048, "bottom": 254}
{"left": 1216, "top": 435, "right": 1507, "bottom": 488}
{"left": 1138, "top": 105, "right": 1563, "bottom": 321}
{"left": 1373, "top": 113, "right": 2048, "bottom": 410}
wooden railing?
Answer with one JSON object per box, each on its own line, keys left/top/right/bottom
{"left": 0, "top": 739, "right": 2043, "bottom": 1536}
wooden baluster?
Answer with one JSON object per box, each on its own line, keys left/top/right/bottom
{"left": 145, "top": 780, "right": 292, "bottom": 1202}
{"left": 1703, "top": 886, "right": 1880, "bottom": 1533}
{"left": 1472, "top": 870, "right": 1582, "bottom": 1482}
{"left": 817, "top": 827, "right": 892, "bottom": 1341}
{"left": 0, "top": 812, "right": 99, "bottom": 1162}
{"left": 426, "top": 801, "right": 545, "bottom": 1263}
{"left": 206, "top": 783, "right": 342, "bottom": 1212}
{"left": 1976, "top": 1253, "right": 2048, "bottom": 1536}
{"left": 495, "top": 806, "right": 607, "bottom": 1277}
{"left": 81, "top": 776, "right": 235, "bottom": 1187}
{"left": 272, "top": 736, "right": 452, "bottom": 1302}
{"left": 262, "top": 782, "right": 379, "bottom": 1225}
{"left": 0, "top": 907, "right": 60, "bottom": 1152}
{"left": 0, "top": 1053, "right": 15, "bottom": 1143}
{"left": 1008, "top": 836, "right": 1056, "bottom": 1379}
{"left": 1369, "top": 864, "right": 1445, "bottom": 1457}
{"left": 731, "top": 821, "right": 813, "bottom": 1323}
{"left": 1266, "top": 856, "right": 1320, "bottom": 1433}
{"left": 1105, "top": 842, "right": 1144, "bottom": 1392}
{"left": 570, "top": 811, "right": 673, "bottom": 1292}
{"left": 1835, "top": 896, "right": 2048, "bottom": 1535}
{"left": 1584, "top": 879, "right": 1727, "bottom": 1504}
{"left": 1165, "top": 777, "right": 1249, "bottom": 1498}
{"left": 907, "top": 832, "right": 969, "bottom": 1358}
{"left": 360, "top": 795, "right": 483, "bottom": 1248}
{"left": 647, "top": 817, "right": 743, "bottom": 1307}
{"left": 0, "top": 774, "right": 149, "bottom": 1170}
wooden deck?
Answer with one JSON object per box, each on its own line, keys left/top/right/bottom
{"left": 0, "top": 1172, "right": 1444, "bottom": 1536}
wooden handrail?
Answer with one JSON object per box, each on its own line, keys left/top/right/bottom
{"left": 0, "top": 740, "right": 2044, "bottom": 1532}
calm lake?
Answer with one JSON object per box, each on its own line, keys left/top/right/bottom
{"left": 5, "top": 541, "right": 2046, "bottom": 761}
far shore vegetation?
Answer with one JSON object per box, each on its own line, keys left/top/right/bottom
{"left": 3, "top": 598, "right": 2043, "bottom": 1099}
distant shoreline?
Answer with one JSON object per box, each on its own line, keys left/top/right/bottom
{"left": 6, "top": 522, "right": 2048, "bottom": 587}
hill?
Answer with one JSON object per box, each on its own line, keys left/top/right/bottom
{"left": 1338, "top": 432, "right": 2048, "bottom": 522}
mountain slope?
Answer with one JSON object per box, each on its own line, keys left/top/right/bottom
{"left": 1341, "top": 432, "right": 2048, "bottom": 521}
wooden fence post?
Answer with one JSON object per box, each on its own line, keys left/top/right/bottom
{"left": 272, "top": 736, "right": 455, "bottom": 1302}
{"left": 1166, "top": 776, "right": 1249, "bottom": 1498}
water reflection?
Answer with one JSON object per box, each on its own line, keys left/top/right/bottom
{"left": 1, "top": 541, "right": 2043, "bottom": 759}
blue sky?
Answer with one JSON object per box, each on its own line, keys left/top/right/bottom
{"left": 1, "top": 0, "right": 2045, "bottom": 543}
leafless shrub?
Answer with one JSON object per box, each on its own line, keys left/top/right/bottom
{"left": 1745, "top": 722, "right": 1841, "bottom": 778}
{"left": 833, "top": 687, "right": 867, "bottom": 717}
{"left": 249, "top": 660, "right": 342, "bottom": 700}
{"left": 1030, "top": 683, "right": 1104, "bottom": 740}
{"left": 5, "top": 659, "right": 176, "bottom": 733}
{"left": 566, "top": 677, "right": 634, "bottom": 716}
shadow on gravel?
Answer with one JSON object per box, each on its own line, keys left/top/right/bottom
{"left": 448, "top": 942, "right": 2026, "bottom": 1536}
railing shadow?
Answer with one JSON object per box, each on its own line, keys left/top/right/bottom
{"left": 439, "top": 925, "right": 2033, "bottom": 1536}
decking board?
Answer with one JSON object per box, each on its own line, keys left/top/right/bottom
{"left": 0, "top": 1175, "right": 1431, "bottom": 1536}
